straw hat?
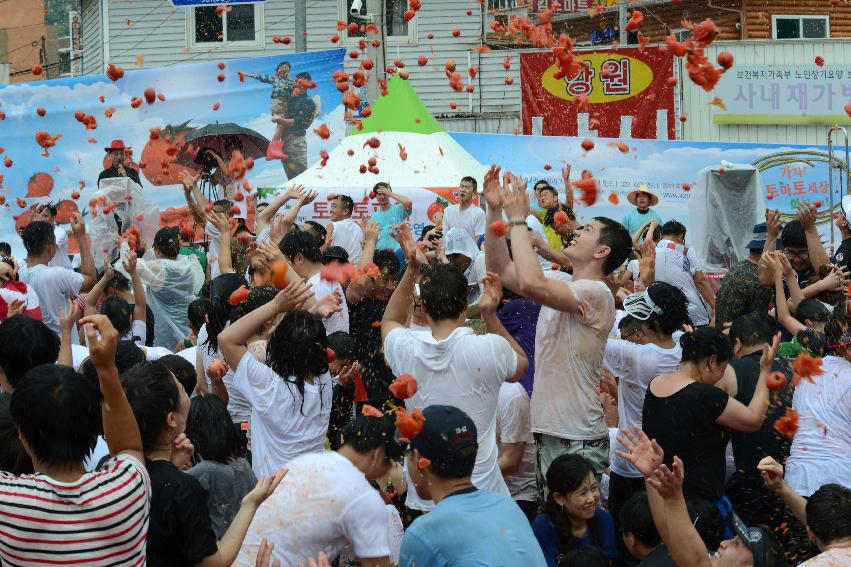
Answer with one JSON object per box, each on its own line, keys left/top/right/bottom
{"left": 627, "top": 185, "right": 659, "bottom": 207}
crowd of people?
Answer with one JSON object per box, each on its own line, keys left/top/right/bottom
{"left": 0, "top": 162, "right": 848, "bottom": 567}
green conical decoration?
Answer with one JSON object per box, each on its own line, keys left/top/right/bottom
{"left": 352, "top": 74, "right": 444, "bottom": 136}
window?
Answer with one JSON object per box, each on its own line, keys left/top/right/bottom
{"left": 772, "top": 15, "right": 829, "bottom": 39}
{"left": 342, "top": 0, "right": 416, "bottom": 44}
{"left": 188, "top": 4, "right": 264, "bottom": 50}
{"left": 488, "top": 0, "right": 517, "bottom": 10}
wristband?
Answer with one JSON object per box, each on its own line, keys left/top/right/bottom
{"left": 508, "top": 219, "right": 527, "bottom": 227}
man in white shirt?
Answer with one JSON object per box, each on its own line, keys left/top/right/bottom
{"left": 442, "top": 176, "right": 486, "bottom": 244}
{"left": 497, "top": 381, "right": 538, "bottom": 522}
{"left": 28, "top": 203, "right": 72, "bottom": 269}
{"left": 654, "top": 221, "right": 715, "bottom": 326}
{"left": 235, "top": 414, "right": 400, "bottom": 567}
{"left": 324, "top": 194, "right": 364, "bottom": 264}
{"left": 280, "top": 230, "right": 348, "bottom": 334}
{"left": 19, "top": 217, "right": 96, "bottom": 335}
{"left": 482, "top": 166, "right": 632, "bottom": 498}
{"left": 382, "top": 224, "right": 529, "bottom": 512}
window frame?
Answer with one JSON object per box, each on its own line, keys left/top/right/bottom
{"left": 771, "top": 15, "right": 830, "bottom": 40}
{"left": 338, "top": 0, "right": 418, "bottom": 46}
{"left": 186, "top": 4, "right": 266, "bottom": 52}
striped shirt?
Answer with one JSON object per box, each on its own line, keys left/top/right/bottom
{"left": 0, "top": 455, "right": 151, "bottom": 566}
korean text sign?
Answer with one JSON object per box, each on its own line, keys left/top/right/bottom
{"left": 520, "top": 47, "right": 676, "bottom": 139}
{"left": 712, "top": 65, "right": 851, "bottom": 125}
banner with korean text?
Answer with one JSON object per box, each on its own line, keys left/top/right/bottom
{"left": 520, "top": 47, "right": 676, "bottom": 139}
{"left": 712, "top": 65, "right": 851, "bottom": 125}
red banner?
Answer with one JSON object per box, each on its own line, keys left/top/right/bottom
{"left": 520, "top": 47, "right": 676, "bottom": 139}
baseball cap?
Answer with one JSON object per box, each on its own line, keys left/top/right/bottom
{"left": 153, "top": 226, "right": 180, "bottom": 249}
{"left": 409, "top": 405, "right": 478, "bottom": 475}
{"left": 727, "top": 511, "right": 768, "bottom": 567}
{"left": 746, "top": 222, "right": 783, "bottom": 252}
{"left": 322, "top": 246, "right": 349, "bottom": 264}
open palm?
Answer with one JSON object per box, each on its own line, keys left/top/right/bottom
{"left": 616, "top": 425, "right": 664, "bottom": 477}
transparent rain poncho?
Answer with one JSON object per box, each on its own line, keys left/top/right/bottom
{"left": 117, "top": 243, "right": 204, "bottom": 349}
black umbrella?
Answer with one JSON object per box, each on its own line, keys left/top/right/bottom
{"left": 177, "top": 122, "right": 270, "bottom": 171}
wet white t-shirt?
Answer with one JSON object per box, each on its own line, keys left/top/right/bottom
{"left": 235, "top": 451, "right": 389, "bottom": 567}
{"left": 655, "top": 239, "right": 710, "bottom": 326}
{"left": 531, "top": 273, "right": 615, "bottom": 440}
{"left": 383, "top": 326, "right": 517, "bottom": 511}
{"left": 442, "top": 203, "right": 486, "bottom": 242}
{"left": 497, "top": 382, "right": 537, "bottom": 503}
{"left": 330, "top": 218, "right": 364, "bottom": 264}
{"left": 49, "top": 225, "right": 72, "bottom": 269}
{"left": 20, "top": 263, "right": 83, "bottom": 335}
{"left": 197, "top": 323, "right": 252, "bottom": 422}
{"left": 306, "top": 272, "right": 349, "bottom": 334}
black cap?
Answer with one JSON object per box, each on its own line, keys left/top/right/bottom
{"left": 322, "top": 246, "right": 350, "bottom": 264}
{"left": 727, "top": 511, "right": 767, "bottom": 567}
{"left": 153, "top": 226, "right": 180, "bottom": 248}
{"left": 409, "top": 405, "right": 477, "bottom": 472}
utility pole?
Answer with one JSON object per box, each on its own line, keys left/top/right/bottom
{"left": 366, "top": 0, "right": 386, "bottom": 104}
{"left": 618, "top": 0, "right": 628, "bottom": 45}
{"left": 295, "top": 0, "right": 307, "bottom": 52}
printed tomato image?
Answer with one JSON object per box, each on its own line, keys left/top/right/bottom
{"left": 26, "top": 172, "right": 54, "bottom": 197}
{"left": 140, "top": 122, "right": 199, "bottom": 186}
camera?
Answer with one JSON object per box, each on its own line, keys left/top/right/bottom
{"left": 350, "top": 0, "right": 364, "bottom": 15}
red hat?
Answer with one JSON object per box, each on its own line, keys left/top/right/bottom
{"left": 104, "top": 139, "right": 130, "bottom": 153}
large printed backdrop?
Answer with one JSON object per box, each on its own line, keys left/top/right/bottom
{"left": 0, "top": 49, "right": 345, "bottom": 256}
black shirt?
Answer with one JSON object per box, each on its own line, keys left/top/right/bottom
{"left": 98, "top": 165, "right": 142, "bottom": 187}
{"left": 642, "top": 381, "right": 730, "bottom": 502}
{"left": 833, "top": 237, "right": 851, "bottom": 274}
{"left": 730, "top": 352, "right": 794, "bottom": 472}
{"left": 638, "top": 544, "right": 677, "bottom": 566}
{"left": 147, "top": 460, "right": 218, "bottom": 567}
{"left": 349, "top": 298, "right": 397, "bottom": 404}
{"left": 283, "top": 94, "right": 317, "bottom": 137}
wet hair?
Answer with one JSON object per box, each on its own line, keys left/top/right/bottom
{"left": 642, "top": 282, "right": 691, "bottom": 335}
{"left": 266, "top": 310, "right": 328, "bottom": 414}
{"left": 619, "top": 490, "right": 661, "bottom": 549}
{"left": 0, "top": 394, "right": 33, "bottom": 474}
{"left": 373, "top": 249, "right": 401, "bottom": 278}
{"left": 279, "top": 230, "right": 322, "bottom": 263}
{"left": 80, "top": 340, "right": 146, "bottom": 387}
{"left": 555, "top": 546, "right": 608, "bottom": 567}
{"left": 100, "top": 296, "right": 133, "bottom": 337}
{"left": 418, "top": 225, "right": 436, "bottom": 242}
{"left": 544, "top": 203, "right": 575, "bottom": 232}
{"left": 327, "top": 331, "right": 356, "bottom": 362}
{"left": 0, "top": 315, "right": 60, "bottom": 390}
{"left": 806, "top": 483, "right": 851, "bottom": 545}
{"left": 753, "top": 527, "right": 787, "bottom": 567}
{"left": 234, "top": 285, "right": 277, "bottom": 320}
{"left": 593, "top": 217, "right": 632, "bottom": 275}
{"left": 153, "top": 227, "right": 180, "bottom": 259}
{"left": 158, "top": 355, "right": 196, "bottom": 397}
{"left": 534, "top": 179, "right": 550, "bottom": 191}
{"left": 20, "top": 221, "right": 56, "bottom": 256}
{"left": 105, "top": 268, "right": 131, "bottom": 292}
{"left": 460, "top": 176, "right": 477, "bottom": 189}
{"left": 619, "top": 314, "right": 642, "bottom": 336}
{"left": 544, "top": 454, "right": 602, "bottom": 556}
{"left": 795, "top": 299, "right": 830, "bottom": 324}
{"left": 419, "top": 261, "right": 468, "bottom": 321}
{"left": 796, "top": 327, "right": 827, "bottom": 357}
{"left": 373, "top": 182, "right": 391, "bottom": 192}
{"left": 205, "top": 273, "right": 247, "bottom": 353}
{"left": 729, "top": 313, "right": 779, "bottom": 348}
{"left": 122, "top": 361, "right": 181, "bottom": 452}
{"left": 341, "top": 414, "right": 405, "bottom": 463}
{"left": 781, "top": 220, "right": 807, "bottom": 248}
{"left": 188, "top": 298, "right": 213, "bottom": 333}
{"left": 680, "top": 327, "right": 732, "bottom": 366}
{"left": 11, "top": 364, "right": 101, "bottom": 467}
{"left": 660, "top": 220, "right": 687, "bottom": 238}
{"left": 539, "top": 186, "right": 558, "bottom": 198}
{"left": 303, "top": 220, "right": 327, "bottom": 246}
{"left": 186, "top": 394, "right": 241, "bottom": 463}
{"left": 686, "top": 498, "right": 724, "bottom": 551}
{"left": 0, "top": 242, "right": 11, "bottom": 257}
{"left": 336, "top": 195, "right": 354, "bottom": 216}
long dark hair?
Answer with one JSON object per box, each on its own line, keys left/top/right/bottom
{"left": 544, "top": 454, "right": 602, "bottom": 556}
{"left": 266, "top": 310, "right": 328, "bottom": 414}
{"left": 204, "top": 273, "right": 246, "bottom": 353}
{"left": 643, "top": 282, "right": 691, "bottom": 335}
{"left": 122, "top": 361, "right": 181, "bottom": 453}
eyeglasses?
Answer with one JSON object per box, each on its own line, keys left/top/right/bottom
{"left": 783, "top": 248, "right": 809, "bottom": 260}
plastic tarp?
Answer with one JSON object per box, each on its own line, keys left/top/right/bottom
{"left": 688, "top": 163, "right": 765, "bottom": 273}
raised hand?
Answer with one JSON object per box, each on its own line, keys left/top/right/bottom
{"left": 255, "top": 539, "right": 282, "bottom": 567}
{"left": 335, "top": 361, "right": 361, "bottom": 387}
{"left": 70, "top": 212, "right": 86, "bottom": 238}
{"left": 7, "top": 298, "right": 26, "bottom": 318}
{"left": 102, "top": 256, "right": 115, "bottom": 281}
{"left": 284, "top": 184, "right": 305, "bottom": 201}
{"left": 123, "top": 250, "right": 138, "bottom": 274}
{"left": 647, "top": 456, "right": 685, "bottom": 500}
{"left": 170, "top": 433, "right": 195, "bottom": 470}
{"left": 482, "top": 165, "right": 504, "bottom": 210}
{"left": 756, "top": 456, "right": 785, "bottom": 492}
{"left": 615, "top": 425, "right": 664, "bottom": 477}
{"left": 759, "top": 332, "right": 781, "bottom": 373}
{"left": 299, "top": 190, "right": 319, "bottom": 206}
{"left": 361, "top": 221, "right": 380, "bottom": 245}
{"left": 392, "top": 223, "right": 426, "bottom": 267}
{"left": 501, "top": 173, "right": 530, "bottom": 222}
{"left": 796, "top": 200, "right": 818, "bottom": 229}
{"left": 765, "top": 208, "right": 782, "bottom": 236}
{"left": 310, "top": 289, "right": 343, "bottom": 319}
{"left": 257, "top": 241, "right": 286, "bottom": 266}
{"left": 297, "top": 553, "right": 332, "bottom": 567}
{"left": 79, "top": 314, "right": 119, "bottom": 370}
{"left": 479, "top": 271, "right": 504, "bottom": 314}
{"left": 59, "top": 298, "right": 81, "bottom": 335}
{"left": 209, "top": 210, "right": 232, "bottom": 234}
{"left": 242, "top": 468, "right": 288, "bottom": 509}
{"left": 179, "top": 170, "right": 201, "bottom": 192}
{"left": 274, "top": 280, "right": 314, "bottom": 313}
